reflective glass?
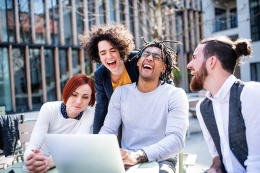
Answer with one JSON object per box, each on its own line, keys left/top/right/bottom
{"left": 13, "top": 47, "right": 28, "bottom": 111}
{"left": 29, "top": 48, "right": 43, "bottom": 110}
{"left": 0, "top": 47, "right": 12, "bottom": 111}
{"left": 45, "top": 49, "right": 57, "bottom": 101}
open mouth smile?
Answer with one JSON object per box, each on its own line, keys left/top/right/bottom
{"left": 107, "top": 60, "right": 116, "bottom": 67}
{"left": 142, "top": 64, "right": 153, "bottom": 70}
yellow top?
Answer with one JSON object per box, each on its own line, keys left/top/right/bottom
{"left": 112, "top": 68, "right": 132, "bottom": 90}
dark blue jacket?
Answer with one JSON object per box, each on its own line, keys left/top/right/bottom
{"left": 93, "top": 52, "right": 139, "bottom": 134}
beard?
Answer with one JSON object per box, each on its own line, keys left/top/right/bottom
{"left": 190, "top": 61, "right": 208, "bottom": 92}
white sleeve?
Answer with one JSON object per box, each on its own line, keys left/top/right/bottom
{"left": 23, "top": 102, "right": 54, "bottom": 160}
{"left": 241, "top": 82, "right": 260, "bottom": 172}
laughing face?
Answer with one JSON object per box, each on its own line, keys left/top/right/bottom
{"left": 187, "top": 44, "right": 208, "bottom": 91}
{"left": 98, "top": 40, "right": 124, "bottom": 74}
{"left": 137, "top": 46, "right": 166, "bottom": 82}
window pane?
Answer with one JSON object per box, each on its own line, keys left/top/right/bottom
{"left": 230, "top": 8, "right": 238, "bottom": 28}
{"left": 76, "top": 1, "right": 84, "bottom": 42}
{"left": 215, "top": 8, "right": 227, "bottom": 31}
{"left": 13, "top": 47, "right": 28, "bottom": 111}
{"left": 45, "top": 49, "right": 57, "bottom": 101}
{"left": 44, "top": 50, "right": 57, "bottom": 101}
{"left": 0, "top": 0, "right": 15, "bottom": 42}
{"left": 88, "top": 1, "right": 95, "bottom": 27}
{"left": 18, "top": 0, "right": 31, "bottom": 43}
{"left": 49, "top": 0, "right": 59, "bottom": 44}
{"left": 59, "top": 49, "right": 69, "bottom": 92}
{"left": 63, "top": 0, "right": 72, "bottom": 45}
{"left": 251, "top": 63, "right": 260, "bottom": 82}
{"left": 34, "top": 0, "right": 46, "bottom": 44}
{"left": 0, "top": 47, "right": 12, "bottom": 111}
{"left": 249, "top": 0, "right": 260, "bottom": 41}
{"left": 98, "top": 0, "right": 105, "bottom": 24}
{"left": 109, "top": 0, "right": 115, "bottom": 22}
{"left": 29, "top": 48, "right": 43, "bottom": 110}
{"left": 72, "top": 50, "right": 81, "bottom": 75}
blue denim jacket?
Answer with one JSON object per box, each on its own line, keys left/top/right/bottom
{"left": 93, "top": 51, "right": 139, "bottom": 134}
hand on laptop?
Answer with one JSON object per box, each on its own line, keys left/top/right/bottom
{"left": 121, "top": 149, "right": 148, "bottom": 168}
{"left": 25, "top": 148, "right": 55, "bottom": 173}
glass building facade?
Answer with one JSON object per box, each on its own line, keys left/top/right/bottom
{"left": 0, "top": 0, "right": 93, "bottom": 113}
{"left": 0, "top": 0, "right": 202, "bottom": 113}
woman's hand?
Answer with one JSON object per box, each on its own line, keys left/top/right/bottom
{"left": 25, "top": 149, "right": 54, "bottom": 173}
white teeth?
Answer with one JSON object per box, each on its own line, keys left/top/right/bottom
{"left": 107, "top": 60, "right": 115, "bottom": 64}
{"left": 143, "top": 64, "right": 153, "bottom": 69}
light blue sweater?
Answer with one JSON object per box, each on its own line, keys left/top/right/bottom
{"left": 99, "top": 82, "right": 189, "bottom": 162}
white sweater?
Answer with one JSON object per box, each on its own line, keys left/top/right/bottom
{"left": 24, "top": 101, "right": 94, "bottom": 159}
{"left": 100, "top": 83, "right": 189, "bottom": 161}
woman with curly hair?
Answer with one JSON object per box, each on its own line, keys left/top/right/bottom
{"left": 79, "top": 23, "right": 139, "bottom": 134}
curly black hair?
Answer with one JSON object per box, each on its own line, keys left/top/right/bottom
{"left": 79, "top": 23, "right": 135, "bottom": 63}
{"left": 131, "top": 37, "right": 181, "bottom": 83}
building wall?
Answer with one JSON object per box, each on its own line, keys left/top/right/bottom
{"left": 237, "top": 0, "right": 260, "bottom": 81}
{"left": 0, "top": 0, "right": 203, "bottom": 113}
{"left": 202, "top": 0, "right": 260, "bottom": 82}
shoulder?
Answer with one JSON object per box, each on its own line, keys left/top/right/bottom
{"left": 94, "top": 65, "right": 110, "bottom": 84}
{"left": 113, "top": 83, "right": 136, "bottom": 96}
{"left": 117, "top": 83, "right": 136, "bottom": 92}
{"left": 160, "top": 84, "right": 188, "bottom": 102}
{"left": 41, "top": 101, "right": 61, "bottom": 110}
{"left": 162, "top": 83, "right": 186, "bottom": 95}
{"left": 42, "top": 101, "right": 62, "bottom": 108}
{"left": 241, "top": 81, "right": 260, "bottom": 99}
{"left": 94, "top": 65, "right": 108, "bottom": 76}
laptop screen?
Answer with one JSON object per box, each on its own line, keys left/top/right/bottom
{"left": 45, "top": 134, "right": 125, "bottom": 173}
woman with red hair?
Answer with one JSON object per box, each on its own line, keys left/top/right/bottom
{"left": 24, "top": 74, "right": 95, "bottom": 172}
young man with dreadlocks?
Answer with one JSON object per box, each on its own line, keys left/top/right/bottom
{"left": 99, "top": 39, "right": 189, "bottom": 173}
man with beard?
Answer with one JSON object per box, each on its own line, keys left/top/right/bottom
{"left": 187, "top": 35, "right": 260, "bottom": 173}
{"left": 99, "top": 39, "right": 189, "bottom": 173}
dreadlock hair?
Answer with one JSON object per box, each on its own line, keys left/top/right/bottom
{"left": 131, "top": 37, "right": 181, "bottom": 84}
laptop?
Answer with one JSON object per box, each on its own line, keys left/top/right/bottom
{"left": 45, "top": 134, "right": 126, "bottom": 173}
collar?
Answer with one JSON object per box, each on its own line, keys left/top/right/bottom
{"left": 205, "top": 74, "right": 237, "bottom": 102}
{"left": 60, "top": 102, "right": 83, "bottom": 120}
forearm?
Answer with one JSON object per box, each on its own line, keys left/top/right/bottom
{"left": 143, "top": 132, "right": 185, "bottom": 162}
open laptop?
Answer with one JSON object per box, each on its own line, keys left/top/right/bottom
{"left": 45, "top": 134, "right": 127, "bottom": 173}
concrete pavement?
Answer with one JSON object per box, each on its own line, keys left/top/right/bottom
{"left": 183, "top": 114, "right": 212, "bottom": 173}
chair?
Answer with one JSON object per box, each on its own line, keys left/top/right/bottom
{"left": 178, "top": 152, "right": 197, "bottom": 173}
{"left": 178, "top": 130, "right": 197, "bottom": 173}
{"left": 0, "top": 155, "right": 16, "bottom": 170}
{"left": 0, "top": 121, "right": 35, "bottom": 170}
{"left": 16, "top": 122, "right": 36, "bottom": 161}
{"left": 0, "top": 106, "right": 5, "bottom": 116}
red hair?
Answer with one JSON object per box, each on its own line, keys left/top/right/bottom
{"left": 62, "top": 74, "right": 96, "bottom": 106}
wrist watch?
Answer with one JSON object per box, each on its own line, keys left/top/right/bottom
{"left": 135, "top": 149, "right": 148, "bottom": 163}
